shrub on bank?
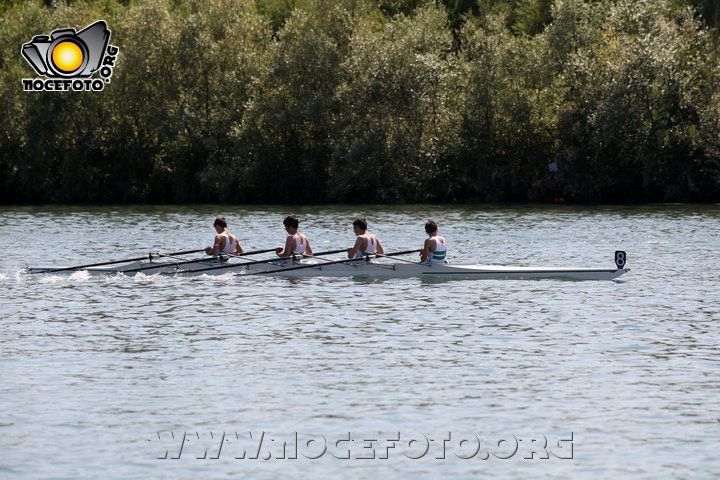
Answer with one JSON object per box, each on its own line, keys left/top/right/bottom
{"left": 1, "top": 0, "right": 718, "bottom": 203}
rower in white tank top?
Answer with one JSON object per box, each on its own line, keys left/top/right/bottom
{"left": 205, "top": 216, "right": 243, "bottom": 256}
{"left": 220, "top": 231, "right": 238, "bottom": 254}
{"left": 420, "top": 220, "right": 447, "bottom": 264}
{"left": 425, "top": 236, "right": 447, "bottom": 264}
{"left": 276, "top": 214, "right": 313, "bottom": 261}
{"left": 347, "top": 218, "right": 384, "bottom": 259}
{"left": 291, "top": 233, "right": 308, "bottom": 255}
{"left": 354, "top": 234, "right": 378, "bottom": 258}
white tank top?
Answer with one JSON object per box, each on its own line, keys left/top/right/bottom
{"left": 220, "top": 231, "right": 237, "bottom": 253}
{"left": 427, "top": 237, "right": 447, "bottom": 264}
{"left": 354, "top": 235, "right": 377, "bottom": 257}
{"left": 291, "top": 233, "right": 307, "bottom": 254}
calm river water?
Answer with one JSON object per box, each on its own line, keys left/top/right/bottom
{"left": 1, "top": 204, "right": 718, "bottom": 479}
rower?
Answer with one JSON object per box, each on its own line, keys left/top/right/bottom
{"left": 347, "top": 218, "right": 384, "bottom": 259}
{"left": 205, "top": 217, "right": 243, "bottom": 256}
{"left": 275, "top": 214, "right": 312, "bottom": 260}
{"left": 420, "top": 220, "right": 447, "bottom": 264}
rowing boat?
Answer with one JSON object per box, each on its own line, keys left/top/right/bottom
{"left": 27, "top": 251, "right": 629, "bottom": 280}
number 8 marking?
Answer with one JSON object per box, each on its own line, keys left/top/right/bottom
{"left": 615, "top": 251, "right": 626, "bottom": 269}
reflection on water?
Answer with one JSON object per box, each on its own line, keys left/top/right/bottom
{"left": 1, "top": 204, "right": 719, "bottom": 479}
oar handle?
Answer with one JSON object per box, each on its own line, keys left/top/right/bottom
{"left": 225, "top": 247, "right": 277, "bottom": 257}
{"left": 379, "top": 249, "right": 421, "bottom": 257}
{"left": 373, "top": 252, "right": 423, "bottom": 264}
{"left": 162, "top": 248, "right": 207, "bottom": 257}
{"left": 302, "top": 248, "right": 348, "bottom": 257}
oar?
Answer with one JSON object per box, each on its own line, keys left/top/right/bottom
{"left": 120, "top": 247, "right": 278, "bottom": 273}
{"left": 171, "top": 248, "right": 349, "bottom": 275}
{"left": 30, "top": 248, "right": 207, "bottom": 274}
{"left": 244, "top": 249, "right": 422, "bottom": 276}
{"left": 372, "top": 252, "right": 427, "bottom": 265}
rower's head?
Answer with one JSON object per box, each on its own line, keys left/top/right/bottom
{"left": 213, "top": 216, "right": 228, "bottom": 233}
{"left": 353, "top": 218, "right": 368, "bottom": 235}
{"left": 425, "top": 220, "right": 438, "bottom": 235}
{"left": 283, "top": 214, "right": 299, "bottom": 233}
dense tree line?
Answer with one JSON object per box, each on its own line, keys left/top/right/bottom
{"left": 0, "top": 0, "right": 718, "bottom": 203}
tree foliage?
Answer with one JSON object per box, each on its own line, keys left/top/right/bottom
{"left": 0, "top": 0, "right": 718, "bottom": 203}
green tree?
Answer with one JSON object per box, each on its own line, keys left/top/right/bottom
{"left": 228, "top": 4, "right": 349, "bottom": 201}
{"left": 512, "top": 0, "right": 553, "bottom": 35}
{"left": 330, "top": 5, "right": 458, "bottom": 201}
{"left": 457, "top": 12, "right": 557, "bottom": 201}
{"left": 169, "top": 0, "right": 270, "bottom": 201}
{"left": 553, "top": 0, "right": 715, "bottom": 200}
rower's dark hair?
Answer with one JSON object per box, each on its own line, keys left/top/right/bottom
{"left": 283, "top": 214, "right": 299, "bottom": 229}
{"left": 353, "top": 218, "right": 368, "bottom": 231}
{"left": 214, "top": 216, "right": 228, "bottom": 229}
{"left": 425, "top": 220, "right": 438, "bottom": 234}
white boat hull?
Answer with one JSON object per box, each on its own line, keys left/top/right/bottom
{"left": 28, "top": 258, "right": 629, "bottom": 280}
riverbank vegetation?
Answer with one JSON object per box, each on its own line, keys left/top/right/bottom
{"left": 1, "top": 0, "right": 718, "bottom": 203}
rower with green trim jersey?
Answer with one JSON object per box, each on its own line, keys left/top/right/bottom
{"left": 347, "top": 217, "right": 385, "bottom": 259}
{"left": 420, "top": 220, "right": 447, "bottom": 264}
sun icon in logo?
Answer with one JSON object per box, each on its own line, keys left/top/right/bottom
{"left": 51, "top": 41, "right": 84, "bottom": 73}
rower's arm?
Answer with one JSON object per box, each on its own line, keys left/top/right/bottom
{"left": 375, "top": 237, "right": 384, "bottom": 255}
{"left": 205, "top": 234, "right": 224, "bottom": 255}
{"left": 234, "top": 237, "right": 243, "bottom": 254}
{"left": 276, "top": 236, "right": 294, "bottom": 257}
{"left": 304, "top": 237, "right": 313, "bottom": 255}
{"left": 347, "top": 237, "right": 366, "bottom": 258}
{"left": 420, "top": 238, "right": 433, "bottom": 262}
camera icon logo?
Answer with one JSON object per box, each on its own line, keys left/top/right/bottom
{"left": 21, "top": 20, "right": 119, "bottom": 91}
{"left": 22, "top": 20, "right": 110, "bottom": 77}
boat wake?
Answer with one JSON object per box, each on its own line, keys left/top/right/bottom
{"left": 131, "top": 272, "right": 165, "bottom": 284}
{"left": 196, "top": 272, "right": 238, "bottom": 283}
{"left": 2, "top": 268, "right": 172, "bottom": 285}
{"left": 68, "top": 271, "right": 92, "bottom": 282}
{"left": 38, "top": 275, "right": 66, "bottom": 284}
